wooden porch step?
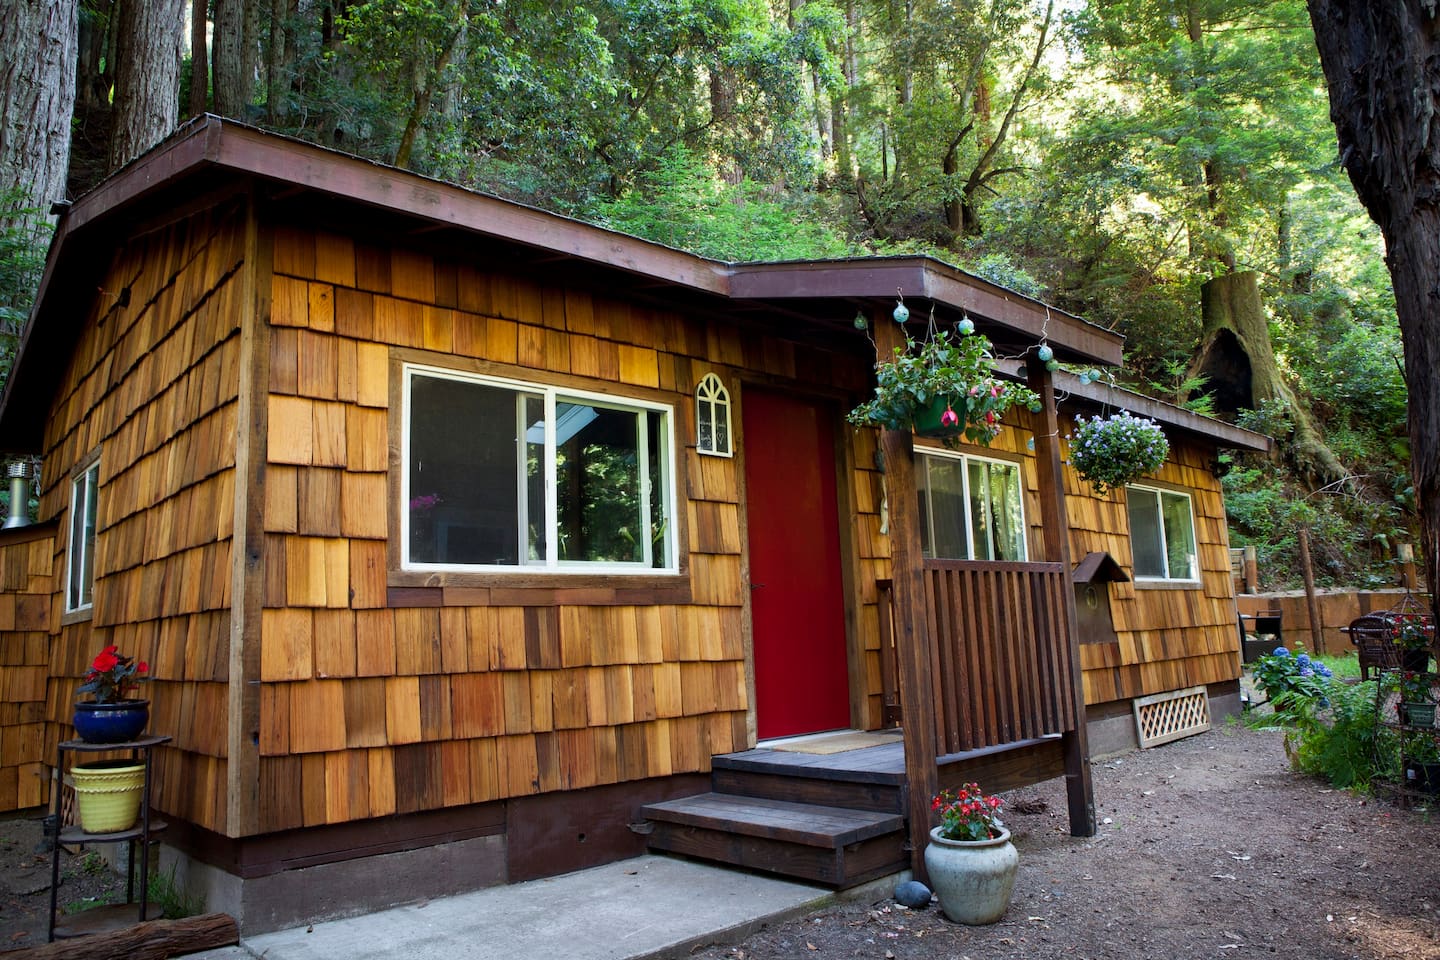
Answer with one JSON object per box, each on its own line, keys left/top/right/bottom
{"left": 640, "top": 793, "right": 907, "bottom": 887}
{"left": 710, "top": 767, "right": 904, "bottom": 813}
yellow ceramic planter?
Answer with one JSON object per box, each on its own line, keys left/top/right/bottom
{"left": 71, "top": 760, "right": 145, "bottom": 833}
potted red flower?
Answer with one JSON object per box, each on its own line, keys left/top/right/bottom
{"left": 72, "top": 645, "right": 150, "bottom": 744}
{"left": 924, "top": 782, "right": 1018, "bottom": 924}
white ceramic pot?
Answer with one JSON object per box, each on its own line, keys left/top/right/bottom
{"left": 923, "top": 824, "right": 1019, "bottom": 925}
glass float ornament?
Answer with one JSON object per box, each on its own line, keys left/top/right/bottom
{"left": 893, "top": 301, "right": 910, "bottom": 323}
{"left": 1037, "top": 344, "right": 1054, "bottom": 363}
{"left": 1089, "top": 369, "right": 1102, "bottom": 382}
{"left": 958, "top": 317, "right": 975, "bottom": 335}
{"left": 1079, "top": 371, "right": 1092, "bottom": 384}
{"left": 1028, "top": 400, "right": 1043, "bottom": 413}
{"left": 854, "top": 313, "right": 869, "bottom": 330}
{"left": 1045, "top": 358, "right": 1060, "bottom": 372}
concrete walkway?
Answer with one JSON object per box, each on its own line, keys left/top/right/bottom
{"left": 190, "top": 856, "right": 881, "bottom": 960}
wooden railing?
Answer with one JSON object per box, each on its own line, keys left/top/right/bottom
{"left": 878, "top": 560, "right": 1076, "bottom": 754}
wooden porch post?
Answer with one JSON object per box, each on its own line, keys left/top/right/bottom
{"left": 873, "top": 315, "right": 940, "bottom": 880}
{"left": 1026, "top": 364, "right": 1097, "bottom": 838}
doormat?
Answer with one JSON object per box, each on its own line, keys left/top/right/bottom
{"left": 766, "top": 731, "right": 903, "bottom": 755}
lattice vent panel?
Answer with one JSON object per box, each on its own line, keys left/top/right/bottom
{"left": 1133, "top": 686, "right": 1210, "bottom": 749}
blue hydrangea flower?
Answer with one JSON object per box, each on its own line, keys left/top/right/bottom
{"left": 1299, "top": 667, "right": 1314, "bottom": 677}
{"left": 1316, "top": 664, "right": 1333, "bottom": 678}
{"left": 1295, "top": 653, "right": 1311, "bottom": 666}
{"left": 1273, "top": 646, "right": 1290, "bottom": 657}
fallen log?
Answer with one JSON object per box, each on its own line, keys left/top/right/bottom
{"left": 0, "top": 913, "right": 238, "bottom": 960}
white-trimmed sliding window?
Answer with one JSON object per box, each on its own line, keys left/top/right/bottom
{"left": 66, "top": 458, "right": 100, "bottom": 613}
{"left": 915, "top": 450, "right": 1027, "bottom": 562}
{"left": 1126, "top": 484, "right": 1199, "bottom": 582}
{"left": 402, "top": 364, "right": 677, "bottom": 573}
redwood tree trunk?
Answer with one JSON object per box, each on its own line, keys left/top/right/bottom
{"left": 213, "top": 0, "right": 259, "bottom": 117}
{"left": 190, "top": 0, "right": 210, "bottom": 116}
{"left": 1307, "top": 0, "right": 1440, "bottom": 617}
{"left": 1191, "top": 270, "right": 1344, "bottom": 484}
{"left": 108, "top": 0, "right": 185, "bottom": 170}
{"left": 0, "top": 0, "right": 78, "bottom": 227}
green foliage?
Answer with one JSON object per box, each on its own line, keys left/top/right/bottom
{"left": 595, "top": 148, "right": 852, "bottom": 260}
{"left": 148, "top": 863, "right": 204, "bottom": 920}
{"left": 0, "top": 190, "right": 48, "bottom": 392}
{"left": 1251, "top": 671, "right": 1386, "bottom": 791}
{"left": 1250, "top": 646, "right": 1335, "bottom": 704}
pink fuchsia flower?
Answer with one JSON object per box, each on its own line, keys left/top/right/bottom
{"left": 941, "top": 405, "right": 959, "bottom": 427}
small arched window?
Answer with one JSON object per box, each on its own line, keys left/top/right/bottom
{"left": 696, "top": 373, "right": 733, "bottom": 457}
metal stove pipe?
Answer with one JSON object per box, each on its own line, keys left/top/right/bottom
{"left": 3, "top": 461, "right": 31, "bottom": 529}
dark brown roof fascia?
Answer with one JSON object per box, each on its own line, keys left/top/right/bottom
{"left": 207, "top": 120, "right": 732, "bottom": 296}
{"left": 998, "top": 361, "right": 1272, "bottom": 453}
{"left": 728, "top": 259, "right": 1125, "bottom": 368}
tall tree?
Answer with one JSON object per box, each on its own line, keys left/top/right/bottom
{"left": 1306, "top": 1, "right": 1440, "bottom": 615}
{"left": 0, "top": 0, "right": 78, "bottom": 225}
{"left": 108, "top": 0, "right": 185, "bottom": 170}
{"left": 0, "top": 0, "right": 77, "bottom": 387}
{"left": 851, "top": 0, "right": 1055, "bottom": 246}
{"left": 1068, "top": 0, "right": 1344, "bottom": 482}
{"left": 213, "top": 0, "right": 262, "bottom": 117}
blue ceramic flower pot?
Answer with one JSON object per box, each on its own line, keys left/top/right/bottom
{"left": 72, "top": 700, "right": 150, "bottom": 744}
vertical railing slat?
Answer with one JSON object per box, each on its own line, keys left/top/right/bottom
{"left": 916, "top": 560, "right": 1075, "bottom": 751}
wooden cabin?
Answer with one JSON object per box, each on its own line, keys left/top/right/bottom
{"left": 0, "top": 117, "right": 1268, "bottom": 932}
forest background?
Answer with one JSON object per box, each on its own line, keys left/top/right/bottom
{"left": 0, "top": 0, "right": 1419, "bottom": 591}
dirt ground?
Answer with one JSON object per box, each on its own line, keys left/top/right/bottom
{"left": 1, "top": 723, "right": 1437, "bottom": 957}
{"left": 0, "top": 815, "right": 130, "bottom": 950}
{"left": 689, "top": 723, "right": 1440, "bottom": 960}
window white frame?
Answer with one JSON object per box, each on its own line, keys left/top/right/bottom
{"left": 1125, "top": 483, "right": 1199, "bottom": 583}
{"left": 66, "top": 458, "right": 100, "bottom": 614}
{"left": 401, "top": 362, "right": 679, "bottom": 574}
{"left": 916, "top": 448, "right": 1028, "bottom": 562}
{"left": 695, "top": 373, "right": 733, "bottom": 457}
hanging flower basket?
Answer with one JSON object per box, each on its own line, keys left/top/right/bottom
{"left": 1067, "top": 412, "right": 1169, "bottom": 495}
{"left": 849, "top": 328, "right": 1038, "bottom": 448}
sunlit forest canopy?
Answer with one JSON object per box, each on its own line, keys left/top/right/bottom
{"left": 0, "top": 0, "right": 1413, "bottom": 588}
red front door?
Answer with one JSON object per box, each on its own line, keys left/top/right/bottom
{"left": 742, "top": 388, "right": 851, "bottom": 739}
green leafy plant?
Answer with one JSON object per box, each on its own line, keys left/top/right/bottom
{"left": 932, "top": 782, "right": 1005, "bottom": 841}
{"left": 1066, "top": 411, "right": 1169, "bottom": 495}
{"left": 1254, "top": 675, "right": 1387, "bottom": 791}
{"left": 1251, "top": 646, "right": 1335, "bottom": 704}
{"left": 148, "top": 863, "right": 204, "bottom": 919}
{"left": 848, "top": 328, "right": 1039, "bottom": 447}
{"left": 1398, "top": 670, "right": 1434, "bottom": 705}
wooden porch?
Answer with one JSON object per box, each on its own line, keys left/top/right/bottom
{"left": 641, "top": 731, "right": 1064, "bottom": 887}
{"left": 641, "top": 558, "right": 1076, "bottom": 887}
{"left": 644, "top": 316, "right": 1095, "bottom": 887}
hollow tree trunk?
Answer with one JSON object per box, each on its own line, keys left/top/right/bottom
{"left": 1189, "top": 270, "right": 1345, "bottom": 485}
{"left": 1306, "top": 0, "right": 1440, "bottom": 614}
